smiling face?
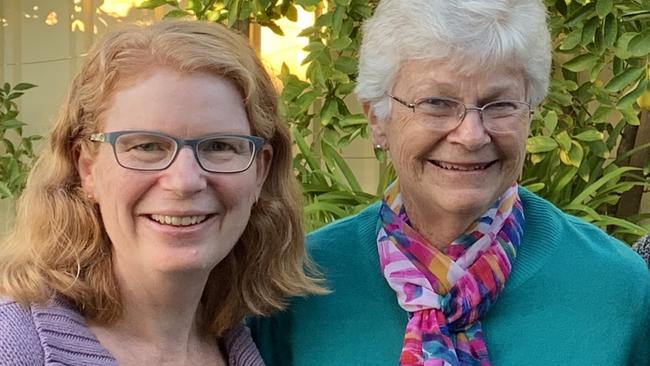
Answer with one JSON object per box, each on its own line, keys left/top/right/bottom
{"left": 369, "top": 59, "right": 529, "bottom": 241}
{"left": 78, "top": 68, "right": 271, "bottom": 278}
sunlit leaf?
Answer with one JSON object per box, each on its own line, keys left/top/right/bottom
{"left": 575, "top": 129, "right": 604, "bottom": 141}
{"left": 526, "top": 136, "right": 558, "bottom": 153}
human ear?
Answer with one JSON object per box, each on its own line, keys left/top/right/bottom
{"left": 76, "top": 144, "right": 96, "bottom": 199}
{"left": 363, "top": 102, "right": 388, "bottom": 150}
{"left": 254, "top": 144, "right": 273, "bottom": 195}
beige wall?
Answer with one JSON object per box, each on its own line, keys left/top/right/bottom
{"left": 0, "top": 1, "right": 163, "bottom": 237}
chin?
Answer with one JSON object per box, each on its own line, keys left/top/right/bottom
{"left": 150, "top": 250, "right": 224, "bottom": 275}
{"left": 436, "top": 188, "right": 501, "bottom": 216}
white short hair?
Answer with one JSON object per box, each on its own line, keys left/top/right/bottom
{"left": 356, "top": 0, "right": 552, "bottom": 120}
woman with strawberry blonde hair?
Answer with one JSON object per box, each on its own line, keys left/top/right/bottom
{"left": 0, "top": 20, "right": 323, "bottom": 365}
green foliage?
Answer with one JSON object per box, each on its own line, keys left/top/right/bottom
{"left": 522, "top": 0, "right": 650, "bottom": 240}
{"left": 0, "top": 82, "right": 42, "bottom": 199}
{"left": 140, "top": 0, "right": 649, "bottom": 239}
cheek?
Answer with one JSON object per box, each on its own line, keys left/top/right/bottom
{"left": 213, "top": 174, "right": 258, "bottom": 209}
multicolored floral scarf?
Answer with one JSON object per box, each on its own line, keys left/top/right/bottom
{"left": 377, "top": 180, "right": 524, "bottom": 366}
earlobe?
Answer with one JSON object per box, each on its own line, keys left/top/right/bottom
{"left": 363, "top": 102, "right": 388, "bottom": 149}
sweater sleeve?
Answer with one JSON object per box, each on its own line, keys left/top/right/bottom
{"left": 0, "top": 299, "right": 44, "bottom": 365}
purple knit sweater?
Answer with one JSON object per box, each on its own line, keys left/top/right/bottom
{"left": 0, "top": 297, "right": 265, "bottom": 365}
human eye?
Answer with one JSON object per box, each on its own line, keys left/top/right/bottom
{"left": 416, "top": 98, "right": 458, "bottom": 117}
{"left": 115, "top": 133, "right": 173, "bottom": 166}
{"left": 203, "top": 139, "right": 237, "bottom": 153}
{"left": 485, "top": 101, "right": 520, "bottom": 115}
{"left": 118, "top": 134, "right": 170, "bottom": 152}
{"left": 200, "top": 137, "right": 251, "bottom": 156}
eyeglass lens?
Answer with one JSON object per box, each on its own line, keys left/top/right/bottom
{"left": 114, "top": 133, "right": 255, "bottom": 172}
{"left": 415, "top": 98, "right": 529, "bottom": 132}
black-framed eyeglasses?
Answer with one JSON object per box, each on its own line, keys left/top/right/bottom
{"left": 388, "top": 94, "right": 533, "bottom": 133}
{"left": 89, "top": 130, "right": 266, "bottom": 173}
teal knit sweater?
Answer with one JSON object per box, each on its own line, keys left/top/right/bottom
{"left": 251, "top": 188, "right": 650, "bottom": 365}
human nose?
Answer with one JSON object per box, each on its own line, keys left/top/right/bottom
{"left": 447, "top": 107, "right": 491, "bottom": 150}
{"left": 160, "top": 146, "right": 207, "bottom": 196}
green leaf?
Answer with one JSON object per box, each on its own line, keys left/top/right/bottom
{"left": 291, "top": 126, "right": 320, "bottom": 172}
{"left": 628, "top": 30, "right": 650, "bottom": 57}
{"left": 563, "top": 54, "right": 600, "bottom": 72}
{"left": 286, "top": 4, "right": 298, "bottom": 21}
{"left": 339, "top": 113, "right": 367, "bottom": 127}
{"left": 595, "top": 0, "right": 613, "bottom": 18}
{"left": 563, "top": 203, "right": 602, "bottom": 220}
{"left": 555, "top": 131, "right": 572, "bottom": 151}
{"left": 304, "top": 202, "right": 348, "bottom": 218}
{"left": 603, "top": 14, "right": 617, "bottom": 48}
{"left": 321, "top": 141, "right": 362, "bottom": 192}
{"left": 329, "top": 36, "right": 352, "bottom": 50}
{"left": 560, "top": 30, "right": 582, "bottom": 50}
{"left": 614, "top": 32, "right": 638, "bottom": 59}
{"left": 574, "top": 130, "right": 604, "bottom": 141}
{"left": 1, "top": 120, "right": 26, "bottom": 129}
{"left": 617, "top": 80, "right": 647, "bottom": 108}
{"left": 295, "top": 0, "right": 320, "bottom": 7}
{"left": 569, "top": 166, "right": 639, "bottom": 206}
{"left": 164, "top": 9, "right": 190, "bottom": 18}
{"left": 560, "top": 141, "right": 584, "bottom": 167}
{"left": 261, "top": 20, "right": 284, "bottom": 35}
{"left": 549, "top": 166, "right": 579, "bottom": 197}
{"left": 526, "top": 136, "right": 558, "bottom": 153}
{"left": 548, "top": 91, "right": 573, "bottom": 106}
{"left": 295, "top": 90, "right": 320, "bottom": 113}
{"left": 544, "top": 111, "right": 558, "bottom": 134}
{"left": 12, "top": 83, "right": 37, "bottom": 91}
{"left": 592, "top": 215, "right": 648, "bottom": 236}
{"left": 581, "top": 17, "right": 599, "bottom": 45}
{"left": 227, "top": 0, "right": 241, "bottom": 27}
{"left": 334, "top": 56, "right": 357, "bottom": 75}
{"left": 620, "top": 108, "right": 640, "bottom": 126}
{"left": 282, "top": 75, "right": 310, "bottom": 101}
{"left": 320, "top": 98, "right": 339, "bottom": 126}
{"left": 137, "top": 0, "right": 169, "bottom": 9}
{"left": 0, "top": 182, "right": 12, "bottom": 198}
{"left": 604, "top": 67, "right": 644, "bottom": 92}
{"left": 523, "top": 182, "right": 545, "bottom": 193}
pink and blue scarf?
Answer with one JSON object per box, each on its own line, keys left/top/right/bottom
{"left": 377, "top": 181, "right": 524, "bottom": 365}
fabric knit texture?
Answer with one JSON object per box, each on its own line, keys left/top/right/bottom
{"left": 250, "top": 188, "right": 650, "bottom": 366}
{"left": 633, "top": 234, "right": 650, "bottom": 268}
{"left": 0, "top": 296, "right": 264, "bottom": 365}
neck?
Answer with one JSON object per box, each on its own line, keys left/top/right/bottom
{"left": 408, "top": 211, "right": 477, "bottom": 250}
{"left": 399, "top": 193, "right": 485, "bottom": 251}
{"left": 89, "top": 260, "right": 221, "bottom": 365}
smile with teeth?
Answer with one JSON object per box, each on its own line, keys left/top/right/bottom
{"left": 149, "top": 214, "right": 210, "bottom": 227}
{"left": 431, "top": 160, "right": 494, "bottom": 171}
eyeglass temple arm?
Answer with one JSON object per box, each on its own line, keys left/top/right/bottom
{"left": 387, "top": 94, "right": 416, "bottom": 111}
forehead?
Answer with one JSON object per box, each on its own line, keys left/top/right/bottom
{"left": 101, "top": 68, "right": 250, "bottom": 136}
{"left": 394, "top": 58, "right": 526, "bottom": 98}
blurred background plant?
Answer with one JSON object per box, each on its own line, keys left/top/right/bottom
{"left": 0, "top": 82, "right": 42, "bottom": 200}
{"left": 2, "top": 0, "right": 647, "bottom": 242}
{"left": 139, "top": 0, "right": 649, "bottom": 240}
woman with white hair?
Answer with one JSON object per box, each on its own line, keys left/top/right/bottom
{"left": 251, "top": 0, "right": 650, "bottom": 365}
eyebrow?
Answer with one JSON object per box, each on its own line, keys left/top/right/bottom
{"left": 413, "top": 82, "right": 524, "bottom": 103}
